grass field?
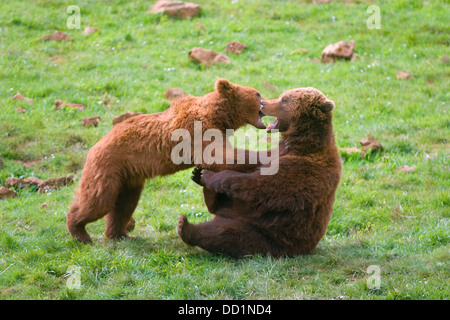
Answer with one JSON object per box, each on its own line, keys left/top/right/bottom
{"left": 0, "top": 0, "right": 449, "bottom": 300}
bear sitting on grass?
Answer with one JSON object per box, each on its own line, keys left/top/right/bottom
{"left": 67, "top": 79, "right": 266, "bottom": 243}
{"left": 178, "top": 87, "right": 342, "bottom": 258}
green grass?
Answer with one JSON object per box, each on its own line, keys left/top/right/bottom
{"left": 0, "top": 0, "right": 449, "bottom": 300}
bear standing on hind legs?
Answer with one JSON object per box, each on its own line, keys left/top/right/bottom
{"left": 67, "top": 79, "right": 266, "bottom": 243}
{"left": 178, "top": 87, "right": 342, "bottom": 258}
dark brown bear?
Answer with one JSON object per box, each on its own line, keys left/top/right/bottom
{"left": 177, "top": 87, "right": 342, "bottom": 258}
{"left": 67, "top": 79, "right": 266, "bottom": 243}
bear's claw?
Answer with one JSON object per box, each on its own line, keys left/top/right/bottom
{"left": 191, "top": 166, "right": 203, "bottom": 186}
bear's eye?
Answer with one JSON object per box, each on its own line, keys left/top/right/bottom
{"left": 282, "top": 98, "right": 287, "bottom": 103}
{"left": 256, "top": 92, "right": 261, "bottom": 97}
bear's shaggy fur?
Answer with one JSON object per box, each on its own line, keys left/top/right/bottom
{"left": 67, "top": 79, "right": 265, "bottom": 243}
{"left": 178, "top": 87, "right": 342, "bottom": 258}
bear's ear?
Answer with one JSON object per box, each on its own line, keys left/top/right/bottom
{"left": 215, "top": 78, "right": 234, "bottom": 95}
{"left": 318, "top": 100, "right": 335, "bottom": 113}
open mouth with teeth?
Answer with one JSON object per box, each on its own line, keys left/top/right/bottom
{"left": 257, "top": 109, "right": 266, "bottom": 128}
{"left": 260, "top": 103, "right": 279, "bottom": 132}
{"left": 266, "top": 118, "right": 279, "bottom": 132}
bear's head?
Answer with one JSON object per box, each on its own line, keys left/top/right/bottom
{"left": 261, "top": 87, "right": 334, "bottom": 134}
{"left": 215, "top": 78, "right": 266, "bottom": 129}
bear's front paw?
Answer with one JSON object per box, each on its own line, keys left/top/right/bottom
{"left": 200, "top": 170, "right": 236, "bottom": 195}
{"left": 200, "top": 169, "right": 216, "bottom": 187}
{"left": 191, "top": 166, "right": 204, "bottom": 186}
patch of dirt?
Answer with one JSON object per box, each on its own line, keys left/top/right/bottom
{"left": 0, "top": 187, "right": 17, "bottom": 199}
{"left": 360, "top": 136, "right": 384, "bottom": 155}
{"left": 188, "top": 47, "right": 230, "bottom": 67}
{"left": 83, "top": 27, "right": 98, "bottom": 35}
{"left": 341, "top": 147, "right": 362, "bottom": 154}
{"left": 195, "top": 22, "right": 205, "bottom": 33}
{"left": 224, "top": 41, "right": 247, "bottom": 54}
{"left": 164, "top": 88, "right": 187, "bottom": 100}
{"left": 4, "top": 176, "right": 74, "bottom": 193}
{"left": 396, "top": 71, "right": 412, "bottom": 80}
{"left": 81, "top": 116, "right": 102, "bottom": 127}
{"left": 112, "top": 111, "right": 144, "bottom": 125}
{"left": 290, "top": 48, "right": 309, "bottom": 55}
{"left": 12, "top": 92, "right": 34, "bottom": 104}
{"left": 397, "top": 165, "right": 417, "bottom": 173}
{"left": 22, "top": 159, "right": 41, "bottom": 168}
{"left": 54, "top": 100, "right": 86, "bottom": 111}
{"left": 40, "top": 30, "right": 73, "bottom": 41}
{"left": 147, "top": 0, "right": 201, "bottom": 19}
{"left": 321, "top": 40, "right": 356, "bottom": 63}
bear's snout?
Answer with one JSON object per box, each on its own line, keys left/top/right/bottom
{"left": 258, "top": 99, "right": 281, "bottom": 118}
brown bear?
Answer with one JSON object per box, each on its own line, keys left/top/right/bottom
{"left": 67, "top": 79, "right": 266, "bottom": 243}
{"left": 177, "top": 87, "right": 342, "bottom": 258}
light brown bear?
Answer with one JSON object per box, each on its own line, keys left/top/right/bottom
{"left": 178, "top": 87, "right": 342, "bottom": 258}
{"left": 67, "top": 79, "right": 265, "bottom": 243}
